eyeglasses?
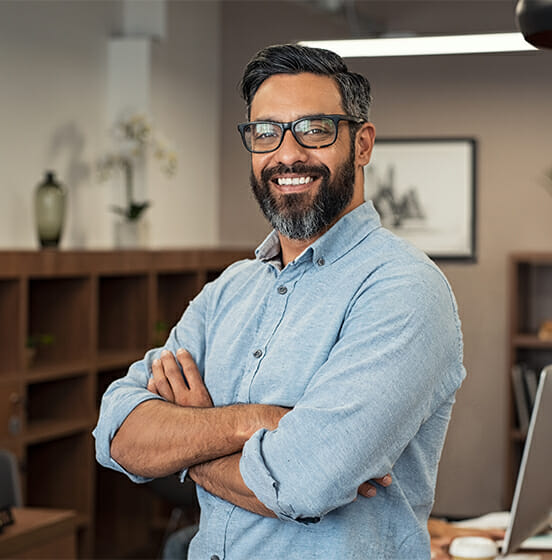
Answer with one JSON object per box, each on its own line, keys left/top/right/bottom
{"left": 237, "top": 114, "right": 365, "bottom": 154}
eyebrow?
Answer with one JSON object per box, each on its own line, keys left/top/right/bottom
{"left": 249, "top": 113, "right": 338, "bottom": 123}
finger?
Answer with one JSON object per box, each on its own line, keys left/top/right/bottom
{"left": 177, "top": 348, "right": 213, "bottom": 407}
{"left": 151, "top": 357, "right": 175, "bottom": 402}
{"left": 357, "top": 481, "right": 377, "bottom": 498}
{"left": 146, "top": 377, "right": 159, "bottom": 395}
{"left": 161, "top": 349, "right": 190, "bottom": 403}
{"left": 373, "top": 474, "right": 392, "bottom": 487}
{"left": 176, "top": 349, "right": 203, "bottom": 390}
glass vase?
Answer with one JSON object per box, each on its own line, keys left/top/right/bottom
{"left": 34, "top": 171, "right": 66, "bottom": 248}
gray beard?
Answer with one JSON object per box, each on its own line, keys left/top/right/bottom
{"left": 250, "top": 152, "right": 356, "bottom": 241}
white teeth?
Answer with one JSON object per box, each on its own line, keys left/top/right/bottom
{"left": 277, "top": 176, "right": 313, "bottom": 186}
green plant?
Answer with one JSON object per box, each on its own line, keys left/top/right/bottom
{"left": 26, "top": 333, "right": 55, "bottom": 349}
{"left": 153, "top": 320, "right": 170, "bottom": 346}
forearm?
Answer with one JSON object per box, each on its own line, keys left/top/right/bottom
{"left": 110, "top": 399, "right": 288, "bottom": 478}
{"left": 189, "top": 452, "right": 276, "bottom": 518}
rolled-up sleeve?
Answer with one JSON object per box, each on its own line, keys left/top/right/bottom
{"left": 92, "top": 284, "right": 211, "bottom": 482}
{"left": 239, "top": 263, "right": 465, "bottom": 522}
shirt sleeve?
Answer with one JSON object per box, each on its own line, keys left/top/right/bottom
{"left": 239, "top": 262, "right": 465, "bottom": 523}
{"left": 92, "top": 282, "right": 212, "bottom": 483}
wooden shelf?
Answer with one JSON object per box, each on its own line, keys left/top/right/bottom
{"left": 74, "top": 513, "right": 90, "bottom": 530}
{"left": 512, "top": 334, "right": 552, "bottom": 349}
{"left": 507, "top": 253, "right": 552, "bottom": 507}
{"left": 24, "top": 418, "right": 93, "bottom": 445}
{"left": 96, "top": 349, "right": 145, "bottom": 370}
{"left": 0, "top": 249, "right": 251, "bottom": 558}
{"left": 25, "top": 361, "right": 90, "bottom": 383}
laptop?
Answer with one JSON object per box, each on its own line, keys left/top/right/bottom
{"left": 501, "top": 365, "right": 552, "bottom": 555}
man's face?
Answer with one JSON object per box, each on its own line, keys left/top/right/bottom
{"left": 248, "top": 73, "right": 361, "bottom": 241}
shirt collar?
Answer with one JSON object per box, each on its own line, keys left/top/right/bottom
{"left": 255, "top": 201, "right": 382, "bottom": 269}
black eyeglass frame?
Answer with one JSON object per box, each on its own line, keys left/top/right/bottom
{"left": 237, "top": 114, "right": 365, "bottom": 154}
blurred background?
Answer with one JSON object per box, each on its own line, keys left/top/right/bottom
{"left": 1, "top": 0, "right": 551, "bottom": 556}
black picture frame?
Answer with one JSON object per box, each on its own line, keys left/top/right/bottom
{"left": 364, "top": 137, "right": 477, "bottom": 262}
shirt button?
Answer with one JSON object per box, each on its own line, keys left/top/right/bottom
{"left": 211, "top": 556, "right": 220, "bottom": 560}
{"left": 317, "top": 257, "right": 325, "bottom": 266}
{"left": 277, "top": 285, "right": 288, "bottom": 294}
{"left": 253, "top": 349, "right": 263, "bottom": 358}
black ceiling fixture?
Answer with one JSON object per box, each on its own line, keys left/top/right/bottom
{"left": 516, "top": 0, "right": 552, "bottom": 48}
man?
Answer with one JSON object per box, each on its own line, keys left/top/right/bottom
{"left": 94, "top": 44, "right": 465, "bottom": 559}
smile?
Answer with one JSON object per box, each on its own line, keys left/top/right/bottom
{"left": 276, "top": 176, "right": 314, "bottom": 186}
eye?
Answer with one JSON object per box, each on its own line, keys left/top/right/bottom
{"left": 253, "top": 123, "right": 279, "bottom": 141}
{"left": 296, "top": 118, "right": 334, "bottom": 137}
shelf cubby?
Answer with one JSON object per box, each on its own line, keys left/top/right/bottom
{"left": 156, "top": 272, "right": 199, "bottom": 342}
{"left": 96, "top": 367, "right": 127, "bottom": 409}
{"left": 26, "top": 432, "right": 93, "bottom": 514}
{"left": 515, "top": 261, "right": 552, "bottom": 335}
{"left": 206, "top": 268, "right": 225, "bottom": 283}
{"left": 26, "top": 373, "right": 92, "bottom": 428}
{"left": 0, "top": 279, "right": 21, "bottom": 374}
{"left": 98, "top": 275, "right": 149, "bottom": 353}
{"left": 27, "top": 277, "right": 91, "bottom": 367}
{"left": 0, "top": 376, "right": 23, "bottom": 440}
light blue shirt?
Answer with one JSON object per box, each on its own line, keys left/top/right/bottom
{"left": 94, "top": 202, "right": 465, "bottom": 559}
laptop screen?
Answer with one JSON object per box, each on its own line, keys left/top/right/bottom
{"left": 502, "top": 366, "right": 552, "bottom": 555}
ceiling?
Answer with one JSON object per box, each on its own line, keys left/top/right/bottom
{"left": 292, "top": 0, "right": 520, "bottom": 37}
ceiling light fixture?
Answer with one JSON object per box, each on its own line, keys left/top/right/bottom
{"left": 516, "top": 0, "right": 552, "bottom": 49}
{"left": 299, "top": 32, "right": 538, "bottom": 57}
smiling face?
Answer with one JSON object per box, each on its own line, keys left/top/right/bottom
{"left": 248, "top": 73, "right": 373, "bottom": 241}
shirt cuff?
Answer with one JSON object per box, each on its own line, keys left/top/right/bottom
{"left": 93, "top": 392, "right": 163, "bottom": 484}
{"left": 240, "top": 428, "right": 320, "bottom": 524}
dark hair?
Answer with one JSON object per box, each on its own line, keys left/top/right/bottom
{"left": 239, "top": 44, "right": 373, "bottom": 123}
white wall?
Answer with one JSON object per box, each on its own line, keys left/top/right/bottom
{"left": 150, "top": 0, "right": 220, "bottom": 247}
{"left": 0, "top": 0, "right": 220, "bottom": 249}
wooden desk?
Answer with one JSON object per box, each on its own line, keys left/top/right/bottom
{"left": 0, "top": 507, "right": 77, "bottom": 559}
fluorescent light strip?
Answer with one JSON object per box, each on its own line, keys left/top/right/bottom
{"left": 299, "top": 32, "right": 537, "bottom": 57}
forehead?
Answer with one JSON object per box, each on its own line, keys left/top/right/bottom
{"left": 250, "top": 73, "right": 344, "bottom": 121}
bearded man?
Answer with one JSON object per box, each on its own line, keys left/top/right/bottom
{"left": 94, "top": 44, "right": 465, "bottom": 559}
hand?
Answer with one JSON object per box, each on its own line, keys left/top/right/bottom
{"left": 147, "top": 348, "right": 213, "bottom": 408}
{"left": 357, "top": 474, "right": 392, "bottom": 498}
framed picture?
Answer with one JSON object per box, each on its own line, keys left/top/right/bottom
{"left": 364, "top": 138, "right": 476, "bottom": 261}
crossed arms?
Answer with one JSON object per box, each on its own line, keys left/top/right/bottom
{"left": 110, "top": 348, "right": 390, "bottom": 518}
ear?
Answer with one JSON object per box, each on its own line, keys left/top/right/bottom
{"left": 355, "top": 122, "right": 376, "bottom": 168}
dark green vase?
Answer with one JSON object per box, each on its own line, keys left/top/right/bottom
{"left": 35, "top": 171, "right": 66, "bottom": 248}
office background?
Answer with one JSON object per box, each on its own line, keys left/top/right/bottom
{"left": 1, "top": 0, "right": 551, "bottom": 521}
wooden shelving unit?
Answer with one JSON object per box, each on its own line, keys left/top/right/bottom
{"left": 507, "top": 252, "right": 552, "bottom": 505}
{"left": 0, "top": 249, "right": 251, "bottom": 558}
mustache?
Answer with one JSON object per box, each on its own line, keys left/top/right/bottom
{"left": 260, "top": 163, "right": 330, "bottom": 184}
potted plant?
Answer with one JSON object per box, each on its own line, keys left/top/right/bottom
{"left": 98, "top": 113, "right": 177, "bottom": 247}
{"left": 25, "top": 333, "right": 55, "bottom": 368}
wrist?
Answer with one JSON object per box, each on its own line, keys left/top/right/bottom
{"left": 232, "top": 404, "right": 290, "bottom": 441}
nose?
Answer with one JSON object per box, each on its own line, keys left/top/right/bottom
{"left": 274, "top": 128, "right": 309, "bottom": 166}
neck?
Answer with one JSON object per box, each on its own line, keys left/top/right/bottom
{"left": 278, "top": 197, "right": 364, "bottom": 266}
{"left": 278, "top": 234, "right": 319, "bottom": 267}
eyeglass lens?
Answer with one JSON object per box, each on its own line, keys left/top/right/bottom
{"left": 244, "top": 117, "right": 338, "bottom": 152}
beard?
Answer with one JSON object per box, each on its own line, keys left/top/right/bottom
{"left": 249, "top": 148, "right": 356, "bottom": 241}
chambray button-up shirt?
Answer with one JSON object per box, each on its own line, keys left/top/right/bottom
{"left": 94, "top": 202, "right": 465, "bottom": 559}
